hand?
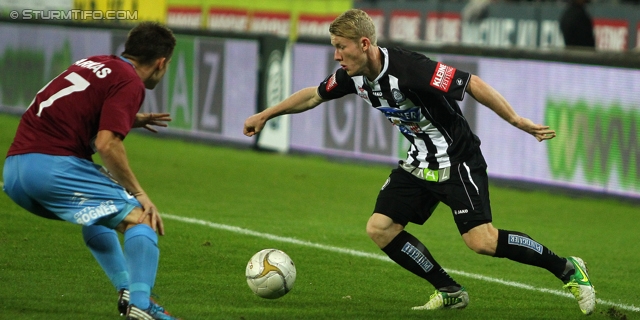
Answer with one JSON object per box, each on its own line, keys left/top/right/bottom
{"left": 134, "top": 192, "right": 165, "bottom": 235}
{"left": 516, "top": 117, "right": 556, "bottom": 142}
{"left": 134, "top": 113, "right": 172, "bottom": 133}
{"left": 243, "top": 113, "right": 267, "bottom": 137}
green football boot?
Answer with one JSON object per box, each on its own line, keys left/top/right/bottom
{"left": 412, "top": 287, "right": 469, "bottom": 310}
{"left": 563, "top": 256, "right": 596, "bottom": 315}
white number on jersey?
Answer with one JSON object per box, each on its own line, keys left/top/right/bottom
{"left": 35, "top": 72, "right": 90, "bottom": 117}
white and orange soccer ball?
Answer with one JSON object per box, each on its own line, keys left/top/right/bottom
{"left": 245, "top": 249, "right": 296, "bottom": 299}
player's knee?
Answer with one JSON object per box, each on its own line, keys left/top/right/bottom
{"left": 365, "top": 221, "right": 382, "bottom": 241}
{"left": 463, "top": 223, "right": 498, "bottom": 255}
{"left": 463, "top": 235, "right": 496, "bottom": 255}
{"left": 366, "top": 214, "right": 402, "bottom": 248}
{"left": 465, "top": 241, "right": 490, "bottom": 255}
{"left": 115, "top": 207, "right": 152, "bottom": 234}
{"left": 116, "top": 220, "right": 151, "bottom": 234}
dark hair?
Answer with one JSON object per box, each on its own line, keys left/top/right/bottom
{"left": 121, "top": 22, "right": 176, "bottom": 66}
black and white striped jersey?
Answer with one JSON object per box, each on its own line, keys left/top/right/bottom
{"left": 317, "top": 46, "right": 480, "bottom": 170}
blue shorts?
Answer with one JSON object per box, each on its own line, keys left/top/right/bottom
{"left": 3, "top": 153, "right": 140, "bottom": 229}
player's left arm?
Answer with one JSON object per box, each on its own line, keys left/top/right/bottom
{"left": 94, "top": 129, "right": 164, "bottom": 234}
{"left": 465, "top": 74, "right": 556, "bottom": 142}
{"left": 133, "top": 112, "right": 172, "bottom": 133}
{"left": 95, "top": 130, "right": 146, "bottom": 198}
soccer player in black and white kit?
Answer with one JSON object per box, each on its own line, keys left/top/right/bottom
{"left": 244, "top": 9, "right": 595, "bottom": 315}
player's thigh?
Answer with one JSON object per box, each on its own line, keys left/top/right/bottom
{"left": 11, "top": 154, "right": 140, "bottom": 229}
{"left": 3, "top": 155, "right": 60, "bottom": 219}
{"left": 439, "top": 154, "right": 492, "bottom": 235}
{"left": 374, "top": 167, "right": 440, "bottom": 226}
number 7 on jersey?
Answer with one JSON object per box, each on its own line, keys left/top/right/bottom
{"left": 36, "top": 72, "right": 90, "bottom": 117}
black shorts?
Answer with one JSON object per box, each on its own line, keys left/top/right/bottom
{"left": 374, "top": 152, "right": 492, "bottom": 235}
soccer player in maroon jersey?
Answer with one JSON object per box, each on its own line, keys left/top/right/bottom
{"left": 3, "top": 22, "right": 180, "bottom": 320}
{"left": 244, "top": 9, "right": 595, "bottom": 315}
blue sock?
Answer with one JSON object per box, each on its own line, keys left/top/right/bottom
{"left": 124, "top": 224, "right": 159, "bottom": 310}
{"left": 82, "top": 225, "right": 129, "bottom": 291}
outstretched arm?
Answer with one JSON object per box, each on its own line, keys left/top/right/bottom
{"left": 465, "top": 74, "right": 556, "bottom": 142}
{"left": 243, "top": 87, "right": 324, "bottom": 137}
{"left": 133, "top": 112, "right": 172, "bottom": 133}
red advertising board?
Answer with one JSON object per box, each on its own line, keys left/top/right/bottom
{"left": 167, "top": 6, "right": 202, "bottom": 28}
{"left": 361, "top": 9, "right": 386, "bottom": 41}
{"left": 207, "top": 8, "right": 249, "bottom": 32}
{"left": 425, "top": 12, "right": 461, "bottom": 44}
{"left": 593, "top": 18, "right": 629, "bottom": 50}
{"left": 250, "top": 12, "right": 290, "bottom": 37}
{"left": 298, "top": 14, "right": 337, "bottom": 38}
{"left": 389, "top": 10, "right": 421, "bottom": 42}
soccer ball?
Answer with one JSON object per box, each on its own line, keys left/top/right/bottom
{"left": 245, "top": 249, "right": 296, "bottom": 299}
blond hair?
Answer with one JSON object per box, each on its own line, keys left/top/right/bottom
{"left": 329, "top": 9, "right": 377, "bottom": 46}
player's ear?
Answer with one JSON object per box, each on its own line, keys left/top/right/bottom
{"left": 360, "top": 37, "right": 370, "bottom": 52}
{"left": 156, "top": 57, "right": 169, "bottom": 70}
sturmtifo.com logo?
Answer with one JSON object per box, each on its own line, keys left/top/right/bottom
{"left": 8, "top": 9, "right": 138, "bottom": 20}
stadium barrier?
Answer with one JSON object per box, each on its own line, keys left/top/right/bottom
{"left": 1, "top": 18, "right": 639, "bottom": 201}
{"left": 354, "top": 1, "right": 640, "bottom": 51}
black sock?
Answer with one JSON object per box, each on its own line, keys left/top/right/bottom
{"left": 494, "top": 229, "right": 568, "bottom": 279}
{"left": 559, "top": 260, "right": 576, "bottom": 283}
{"left": 382, "top": 230, "right": 460, "bottom": 290}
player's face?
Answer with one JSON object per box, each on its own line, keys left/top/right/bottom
{"left": 331, "top": 35, "right": 367, "bottom": 77}
{"left": 144, "top": 58, "right": 171, "bottom": 89}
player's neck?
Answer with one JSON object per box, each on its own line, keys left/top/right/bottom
{"left": 363, "top": 46, "right": 382, "bottom": 82}
{"left": 124, "top": 57, "right": 155, "bottom": 84}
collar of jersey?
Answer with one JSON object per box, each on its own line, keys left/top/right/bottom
{"left": 119, "top": 55, "right": 135, "bottom": 69}
{"left": 364, "top": 47, "right": 389, "bottom": 85}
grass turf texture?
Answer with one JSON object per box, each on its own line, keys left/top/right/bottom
{"left": 0, "top": 113, "right": 638, "bottom": 320}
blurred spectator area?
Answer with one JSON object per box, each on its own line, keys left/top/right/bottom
{"left": 353, "top": 0, "right": 640, "bottom": 51}
{"left": 1, "top": 0, "right": 638, "bottom": 51}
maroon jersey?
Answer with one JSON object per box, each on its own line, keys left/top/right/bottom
{"left": 7, "top": 55, "right": 145, "bottom": 161}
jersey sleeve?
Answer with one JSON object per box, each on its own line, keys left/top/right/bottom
{"left": 317, "top": 68, "right": 357, "bottom": 100}
{"left": 98, "top": 77, "right": 145, "bottom": 138}
{"left": 410, "top": 54, "right": 471, "bottom": 101}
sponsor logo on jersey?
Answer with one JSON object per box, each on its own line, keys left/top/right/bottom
{"left": 430, "top": 62, "right": 456, "bottom": 92}
{"left": 73, "top": 200, "right": 118, "bottom": 225}
{"left": 392, "top": 89, "right": 406, "bottom": 103}
{"left": 372, "top": 91, "right": 383, "bottom": 97}
{"left": 454, "top": 209, "right": 468, "bottom": 215}
{"left": 325, "top": 73, "right": 338, "bottom": 92}
{"left": 456, "top": 78, "right": 463, "bottom": 86}
{"left": 357, "top": 86, "right": 369, "bottom": 101}
{"left": 377, "top": 106, "right": 421, "bottom": 122}
{"left": 407, "top": 123, "right": 421, "bottom": 133}
{"left": 508, "top": 234, "right": 543, "bottom": 254}
{"left": 71, "top": 192, "right": 89, "bottom": 206}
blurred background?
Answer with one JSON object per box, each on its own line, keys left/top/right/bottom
{"left": 0, "top": 0, "right": 639, "bottom": 202}
{"left": 0, "top": 0, "right": 638, "bottom": 50}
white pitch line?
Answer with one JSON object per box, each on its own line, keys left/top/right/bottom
{"left": 176, "top": 214, "right": 640, "bottom": 313}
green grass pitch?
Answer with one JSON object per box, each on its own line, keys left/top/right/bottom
{"left": 0, "top": 113, "right": 638, "bottom": 319}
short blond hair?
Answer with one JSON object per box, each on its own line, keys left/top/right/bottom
{"left": 329, "top": 9, "right": 377, "bottom": 46}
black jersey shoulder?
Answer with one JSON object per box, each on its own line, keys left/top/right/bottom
{"left": 385, "top": 46, "right": 470, "bottom": 100}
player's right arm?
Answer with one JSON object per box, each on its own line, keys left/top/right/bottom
{"left": 243, "top": 86, "right": 323, "bottom": 137}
